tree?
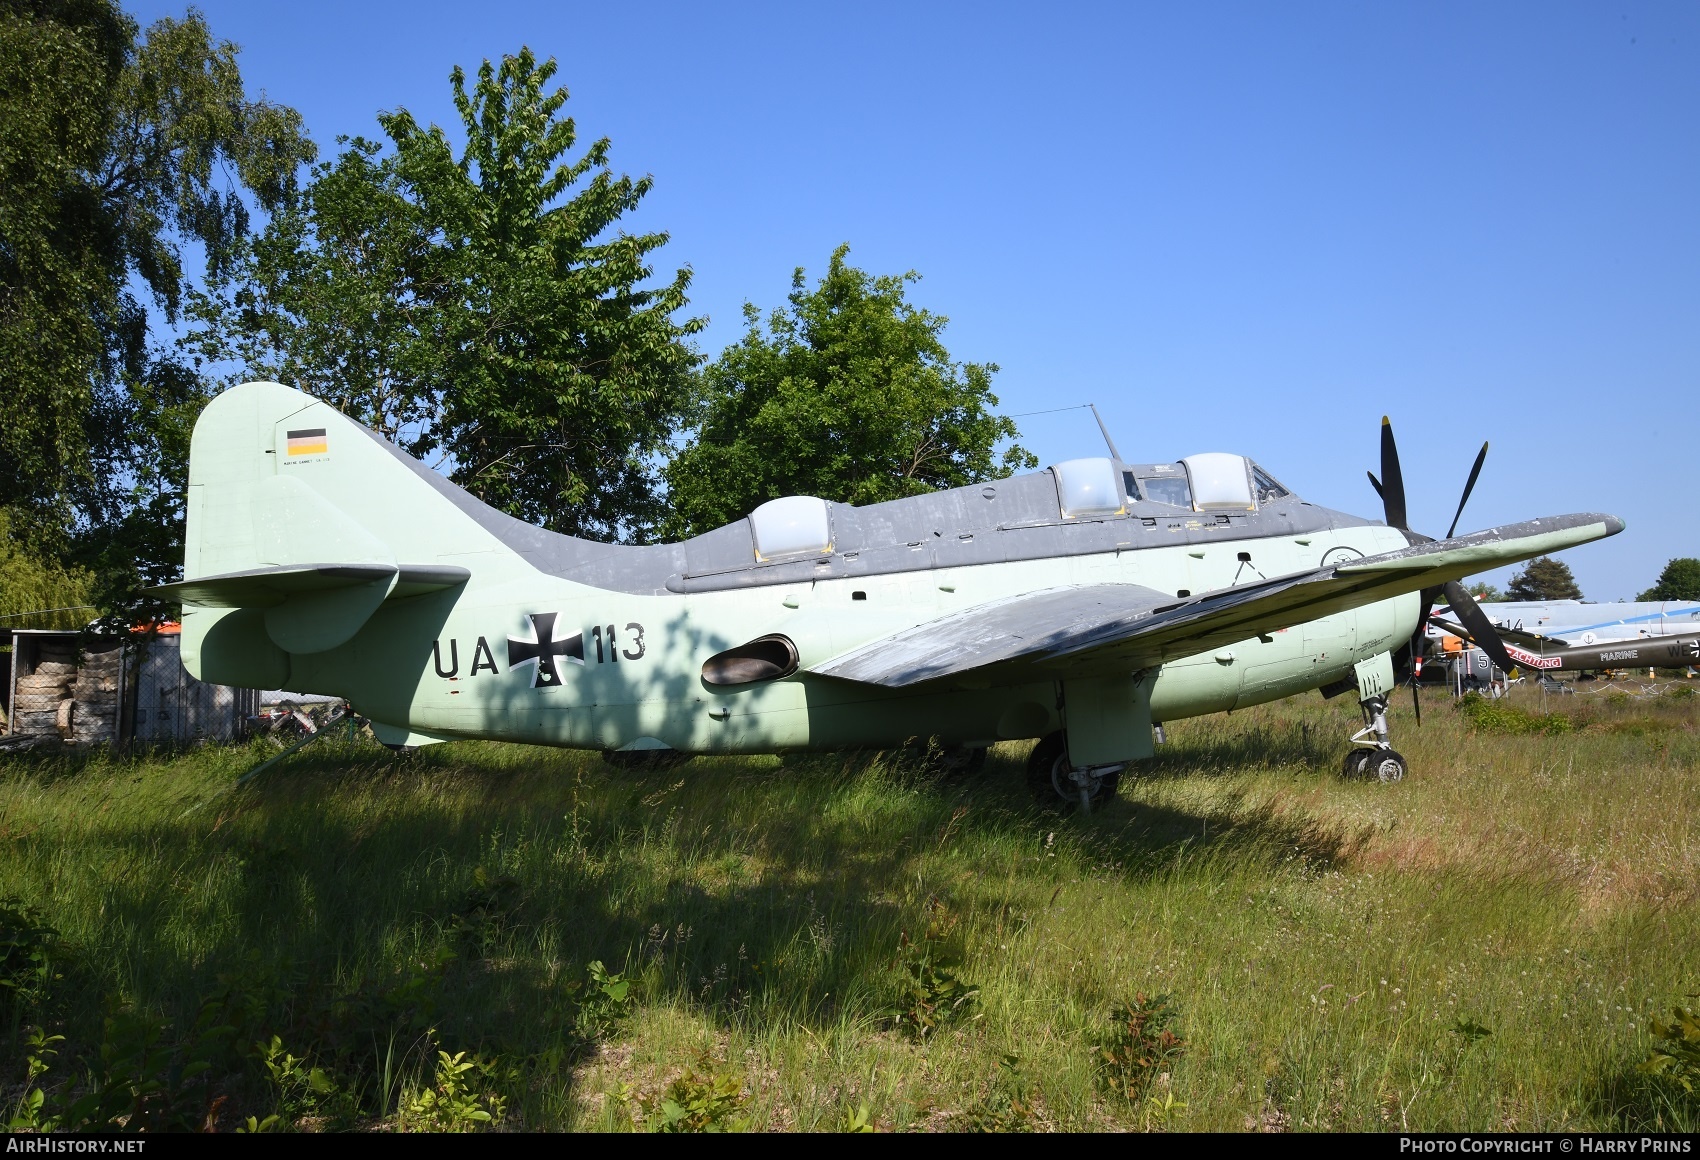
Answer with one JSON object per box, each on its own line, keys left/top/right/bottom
{"left": 1506, "top": 556, "right": 1582, "bottom": 602}
{"left": 196, "top": 49, "right": 702, "bottom": 542}
{"left": 0, "top": 0, "right": 313, "bottom": 615}
{"left": 0, "top": 511, "right": 93, "bottom": 630}
{"left": 187, "top": 137, "right": 442, "bottom": 454}
{"left": 1467, "top": 582, "right": 1504, "bottom": 603}
{"left": 664, "top": 245, "right": 1036, "bottom": 538}
{"left": 1638, "top": 558, "right": 1700, "bottom": 603}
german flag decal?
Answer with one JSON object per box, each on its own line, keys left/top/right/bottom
{"left": 285, "top": 428, "right": 328, "bottom": 456}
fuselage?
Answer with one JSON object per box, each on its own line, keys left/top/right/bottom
{"left": 284, "top": 497, "right": 1418, "bottom": 754}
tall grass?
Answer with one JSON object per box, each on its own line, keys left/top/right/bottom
{"left": 0, "top": 685, "right": 1694, "bottom": 1131}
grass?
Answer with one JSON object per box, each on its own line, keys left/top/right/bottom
{"left": 0, "top": 683, "right": 1696, "bottom": 1132}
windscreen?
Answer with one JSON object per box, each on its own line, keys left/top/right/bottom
{"left": 1140, "top": 472, "right": 1193, "bottom": 508}
{"left": 1251, "top": 462, "right": 1291, "bottom": 504}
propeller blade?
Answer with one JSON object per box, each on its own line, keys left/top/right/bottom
{"left": 1379, "top": 416, "right": 1408, "bottom": 531}
{"left": 1407, "top": 589, "right": 1437, "bottom": 728}
{"left": 1367, "top": 471, "right": 1384, "bottom": 501}
{"left": 1442, "top": 580, "right": 1519, "bottom": 675}
{"left": 1444, "top": 441, "right": 1489, "bottom": 540}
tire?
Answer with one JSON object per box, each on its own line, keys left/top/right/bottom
{"left": 1368, "top": 750, "right": 1407, "bottom": 783}
{"left": 1340, "top": 749, "right": 1371, "bottom": 780}
{"left": 1025, "top": 732, "right": 1120, "bottom": 808}
{"left": 937, "top": 746, "right": 988, "bottom": 778}
{"left": 602, "top": 748, "right": 693, "bottom": 771}
{"left": 12, "top": 696, "right": 65, "bottom": 712}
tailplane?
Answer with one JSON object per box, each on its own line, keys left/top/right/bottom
{"left": 168, "top": 381, "right": 521, "bottom": 685}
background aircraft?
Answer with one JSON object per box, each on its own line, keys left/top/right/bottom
{"left": 161, "top": 384, "right": 1623, "bottom": 808}
{"left": 1429, "top": 612, "right": 1700, "bottom": 677}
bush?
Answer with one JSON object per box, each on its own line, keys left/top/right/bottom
{"left": 892, "top": 905, "right": 978, "bottom": 1041}
{"left": 1094, "top": 993, "right": 1186, "bottom": 1103}
{"left": 0, "top": 898, "right": 62, "bottom": 1022}
{"left": 1456, "top": 693, "right": 1574, "bottom": 735}
{"left": 632, "top": 1056, "right": 748, "bottom": 1133}
{"left": 1641, "top": 1005, "right": 1700, "bottom": 1096}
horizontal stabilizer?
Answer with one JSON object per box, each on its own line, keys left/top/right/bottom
{"left": 155, "top": 563, "right": 470, "bottom": 608}
{"left": 1429, "top": 615, "right": 1570, "bottom": 651}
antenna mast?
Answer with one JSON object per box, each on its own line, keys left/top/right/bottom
{"left": 1088, "top": 403, "right": 1122, "bottom": 461}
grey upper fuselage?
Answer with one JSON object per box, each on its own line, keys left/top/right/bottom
{"left": 367, "top": 428, "right": 1382, "bottom": 596}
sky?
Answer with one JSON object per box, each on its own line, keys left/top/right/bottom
{"left": 129, "top": 0, "right": 1699, "bottom": 600}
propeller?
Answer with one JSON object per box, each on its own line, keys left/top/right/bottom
{"left": 1369, "top": 419, "right": 1512, "bottom": 723}
{"left": 1445, "top": 442, "right": 1489, "bottom": 540}
{"left": 1378, "top": 416, "right": 1409, "bottom": 535}
{"left": 1441, "top": 581, "right": 1518, "bottom": 675}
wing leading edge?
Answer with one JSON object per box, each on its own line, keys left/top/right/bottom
{"left": 809, "top": 512, "right": 1624, "bottom": 688}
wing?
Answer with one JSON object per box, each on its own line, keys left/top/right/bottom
{"left": 810, "top": 511, "right": 1623, "bottom": 688}
{"left": 155, "top": 562, "right": 470, "bottom": 607}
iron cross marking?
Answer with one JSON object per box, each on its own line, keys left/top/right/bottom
{"left": 506, "top": 612, "right": 584, "bottom": 688}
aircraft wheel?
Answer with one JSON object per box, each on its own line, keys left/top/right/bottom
{"left": 1340, "top": 749, "right": 1372, "bottom": 780}
{"left": 936, "top": 745, "right": 988, "bottom": 778}
{"left": 1025, "top": 733, "right": 1119, "bottom": 809}
{"left": 1367, "top": 750, "right": 1407, "bottom": 783}
{"left": 602, "top": 748, "right": 693, "bottom": 771}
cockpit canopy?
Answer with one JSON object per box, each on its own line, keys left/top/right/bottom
{"left": 1071, "top": 453, "right": 1293, "bottom": 516}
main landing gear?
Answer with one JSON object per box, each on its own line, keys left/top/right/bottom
{"left": 1026, "top": 732, "right": 1121, "bottom": 813}
{"left": 1340, "top": 694, "right": 1407, "bottom": 783}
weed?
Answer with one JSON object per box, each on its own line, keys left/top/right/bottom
{"left": 1640, "top": 1005, "right": 1700, "bottom": 1094}
{"left": 957, "top": 1052, "right": 1042, "bottom": 1132}
{"left": 403, "top": 1050, "right": 507, "bottom": 1132}
{"left": 0, "top": 898, "right": 61, "bottom": 1024}
{"left": 450, "top": 865, "right": 526, "bottom": 952}
{"left": 6, "top": 1026, "right": 65, "bottom": 1130}
{"left": 257, "top": 1034, "right": 355, "bottom": 1128}
{"left": 1094, "top": 993, "right": 1187, "bottom": 1103}
{"left": 1451, "top": 1018, "right": 1494, "bottom": 1045}
{"left": 1145, "top": 1089, "right": 1188, "bottom": 1129}
{"left": 892, "top": 903, "right": 979, "bottom": 1041}
{"left": 633, "top": 1055, "right": 748, "bottom": 1132}
{"left": 571, "top": 960, "right": 634, "bottom": 1041}
{"left": 37, "top": 1005, "right": 224, "bottom": 1131}
{"left": 841, "top": 1102, "right": 875, "bottom": 1132}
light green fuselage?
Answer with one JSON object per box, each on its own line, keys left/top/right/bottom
{"left": 276, "top": 531, "right": 1416, "bottom": 754}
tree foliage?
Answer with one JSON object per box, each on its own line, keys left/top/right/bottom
{"left": 664, "top": 246, "right": 1035, "bottom": 538}
{"left": 0, "top": 511, "right": 93, "bottom": 630}
{"left": 1506, "top": 556, "right": 1582, "bottom": 602}
{"left": 1638, "top": 558, "right": 1700, "bottom": 603}
{"left": 196, "top": 48, "right": 702, "bottom": 542}
{"left": 187, "top": 138, "right": 439, "bottom": 452}
{"left": 0, "top": 0, "right": 313, "bottom": 615}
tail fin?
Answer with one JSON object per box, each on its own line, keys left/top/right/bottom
{"left": 173, "top": 381, "right": 513, "bottom": 683}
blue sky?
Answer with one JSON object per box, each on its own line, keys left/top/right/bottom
{"left": 130, "top": 1, "right": 1698, "bottom": 599}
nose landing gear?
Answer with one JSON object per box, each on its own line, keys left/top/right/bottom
{"left": 1341, "top": 694, "right": 1406, "bottom": 782}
